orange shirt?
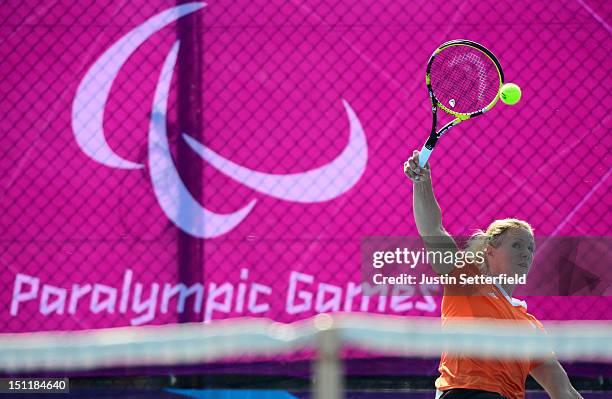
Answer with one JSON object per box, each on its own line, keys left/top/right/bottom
{"left": 435, "top": 264, "right": 548, "bottom": 399}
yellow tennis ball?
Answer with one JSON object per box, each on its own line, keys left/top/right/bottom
{"left": 500, "top": 83, "right": 522, "bottom": 105}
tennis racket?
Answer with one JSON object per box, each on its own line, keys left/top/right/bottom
{"left": 418, "top": 40, "right": 504, "bottom": 167}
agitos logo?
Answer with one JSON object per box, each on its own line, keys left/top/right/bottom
{"left": 72, "top": 3, "right": 368, "bottom": 238}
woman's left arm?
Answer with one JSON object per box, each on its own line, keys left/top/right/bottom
{"left": 530, "top": 358, "right": 583, "bottom": 399}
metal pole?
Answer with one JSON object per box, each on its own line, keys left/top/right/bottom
{"left": 176, "top": 0, "right": 204, "bottom": 324}
{"left": 314, "top": 327, "right": 343, "bottom": 399}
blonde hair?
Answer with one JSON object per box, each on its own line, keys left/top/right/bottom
{"left": 464, "top": 218, "right": 534, "bottom": 274}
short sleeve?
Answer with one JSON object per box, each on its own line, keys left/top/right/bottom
{"left": 527, "top": 315, "right": 555, "bottom": 371}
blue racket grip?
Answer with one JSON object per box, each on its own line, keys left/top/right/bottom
{"left": 418, "top": 145, "right": 433, "bottom": 167}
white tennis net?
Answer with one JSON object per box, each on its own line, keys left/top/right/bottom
{"left": 1, "top": 314, "right": 610, "bottom": 398}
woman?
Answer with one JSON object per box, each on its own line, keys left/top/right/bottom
{"left": 404, "top": 150, "right": 582, "bottom": 399}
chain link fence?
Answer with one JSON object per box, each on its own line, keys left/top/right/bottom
{"left": 0, "top": 0, "right": 610, "bottom": 334}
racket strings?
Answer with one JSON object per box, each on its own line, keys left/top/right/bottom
{"left": 430, "top": 46, "right": 500, "bottom": 114}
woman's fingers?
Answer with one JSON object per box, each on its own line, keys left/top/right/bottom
{"left": 405, "top": 151, "right": 430, "bottom": 182}
{"left": 413, "top": 150, "right": 420, "bottom": 168}
{"left": 404, "top": 163, "right": 415, "bottom": 177}
{"left": 404, "top": 165, "right": 424, "bottom": 182}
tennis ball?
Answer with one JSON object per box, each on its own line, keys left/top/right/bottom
{"left": 500, "top": 83, "right": 522, "bottom": 105}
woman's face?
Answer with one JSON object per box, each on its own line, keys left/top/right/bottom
{"left": 486, "top": 228, "right": 535, "bottom": 277}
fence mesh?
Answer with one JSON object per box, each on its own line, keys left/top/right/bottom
{"left": 0, "top": 0, "right": 610, "bottom": 334}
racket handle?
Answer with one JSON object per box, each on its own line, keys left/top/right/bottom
{"left": 418, "top": 145, "right": 433, "bottom": 167}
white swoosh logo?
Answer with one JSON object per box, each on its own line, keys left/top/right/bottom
{"left": 72, "top": 3, "right": 368, "bottom": 238}
{"left": 72, "top": 2, "right": 206, "bottom": 169}
{"left": 150, "top": 42, "right": 256, "bottom": 238}
{"left": 182, "top": 99, "right": 367, "bottom": 203}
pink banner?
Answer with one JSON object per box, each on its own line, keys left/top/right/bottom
{"left": 1, "top": 1, "right": 610, "bottom": 332}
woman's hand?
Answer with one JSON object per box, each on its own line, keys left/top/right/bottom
{"left": 404, "top": 150, "right": 431, "bottom": 183}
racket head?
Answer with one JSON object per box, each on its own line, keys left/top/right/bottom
{"left": 426, "top": 40, "right": 504, "bottom": 118}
